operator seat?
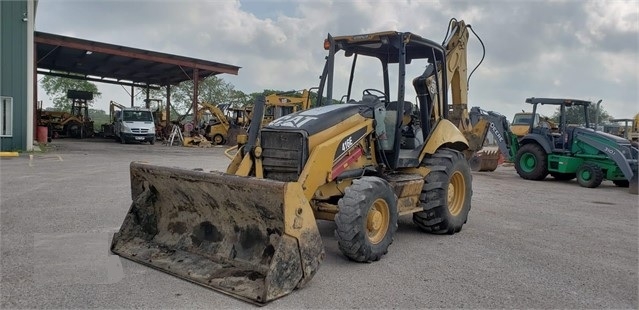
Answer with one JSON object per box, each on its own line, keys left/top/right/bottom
{"left": 386, "top": 101, "right": 422, "bottom": 149}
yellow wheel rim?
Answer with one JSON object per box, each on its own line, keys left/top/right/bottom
{"left": 447, "top": 171, "right": 466, "bottom": 216}
{"left": 214, "top": 135, "right": 223, "bottom": 144}
{"left": 366, "top": 198, "right": 390, "bottom": 244}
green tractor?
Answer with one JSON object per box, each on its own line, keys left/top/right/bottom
{"left": 473, "top": 98, "right": 638, "bottom": 194}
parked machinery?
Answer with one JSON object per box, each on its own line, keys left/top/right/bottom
{"left": 263, "top": 89, "right": 312, "bottom": 125}
{"left": 196, "top": 102, "right": 232, "bottom": 145}
{"left": 472, "top": 98, "right": 638, "bottom": 193}
{"left": 607, "top": 116, "right": 639, "bottom": 143}
{"left": 112, "top": 19, "right": 485, "bottom": 304}
{"left": 38, "top": 90, "right": 95, "bottom": 139}
{"left": 510, "top": 111, "right": 557, "bottom": 138}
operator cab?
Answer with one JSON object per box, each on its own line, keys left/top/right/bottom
{"left": 525, "top": 97, "right": 593, "bottom": 152}
{"left": 317, "top": 31, "right": 449, "bottom": 169}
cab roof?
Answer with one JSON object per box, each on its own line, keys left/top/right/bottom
{"left": 525, "top": 97, "right": 592, "bottom": 107}
{"left": 331, "top": 31, "right": 445, "bottom": 64}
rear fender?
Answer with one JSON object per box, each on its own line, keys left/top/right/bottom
{"left": 520, "top": 134, "right": 552, "bottom": 154}
{"left": 419, "top": 119, "right": 469, "bottom": 162}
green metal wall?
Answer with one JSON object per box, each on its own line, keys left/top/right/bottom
{"left": 0, "top": 0, "right": 28, "bottom": 151}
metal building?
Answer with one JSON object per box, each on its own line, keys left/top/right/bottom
{"left": 1, "top": 0, "right": 240, "bottom": 152}
{"left": 0, "top": 0, "right": 37, "bottom": 151}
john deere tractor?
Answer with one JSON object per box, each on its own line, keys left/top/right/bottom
{"left": 508, "top": 98, "right": 638, "bottom": 193}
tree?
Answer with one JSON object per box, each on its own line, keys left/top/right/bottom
{"left": 88, "top": 108, "right": 110, "bottom": 131}
{"left": 136, "top": 76, "right": 250, "bottom": 115}
{"left": 40, "top": 75, "right": 101, "bottom": 111}
{"left": 551, "top": 102, "right": 610, "bottom": 126}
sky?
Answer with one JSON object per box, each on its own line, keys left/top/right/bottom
{"left": 35, "top": 0, "right": 639, "bottom": 121}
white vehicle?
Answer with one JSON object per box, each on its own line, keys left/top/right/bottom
{"left": 114, "top": 107, "right": 156, "bottom": 144}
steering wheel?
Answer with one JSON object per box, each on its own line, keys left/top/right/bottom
{"left": 363, "top": 88, "right": 386, "bottom": 102}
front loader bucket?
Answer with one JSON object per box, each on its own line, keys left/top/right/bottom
{"left": 111, "top": 162, "right": 324, "bottom": 305}
{"left": 469, "top": 150, "right": 500, "bottom": 172}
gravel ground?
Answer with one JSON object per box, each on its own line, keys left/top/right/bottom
{"left": 1, "top": 139, "right": 637, "bottom": 309}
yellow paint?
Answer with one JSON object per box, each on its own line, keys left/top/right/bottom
{"left": 0, "top": 152, "right": 19, "bottom": 157}
{"left": 420, "top": 119, "right": 468, "bottom": 161}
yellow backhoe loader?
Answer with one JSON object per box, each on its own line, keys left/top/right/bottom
{"left": 263, "top": 89, "right": 312, "bottom": 126}
{"left": 112, "top": 18, "right": 485, "bottom": 304}
{"left": 190, "top": 102, "right": 232, "bottom": 145}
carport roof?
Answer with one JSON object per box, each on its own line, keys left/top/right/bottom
{"left": 35, "top": 31, "right": 241, "bottom": 87}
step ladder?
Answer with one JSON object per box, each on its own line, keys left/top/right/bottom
{"left": 166, "top": 124, "right": 183, "bottom": 146}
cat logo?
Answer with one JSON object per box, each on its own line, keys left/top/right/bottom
{"left": 270, "top": 115, "right": 318, "bottom": 128}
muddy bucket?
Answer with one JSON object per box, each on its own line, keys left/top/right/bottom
{"left": 111, "top": 162, "right": 324, "bottom": 304}
{"left": 470, "top": 150, "right": 500, "bottom": 172}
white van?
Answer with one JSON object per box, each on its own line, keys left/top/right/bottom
{"left": 114, "top": 107, "right": 156, "bottom": 144}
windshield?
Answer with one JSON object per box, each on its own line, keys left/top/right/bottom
{"left": 123, "top": 110, "right": 153, "bottom": 122}
{"left": 325, "top": 52, "right": 427, "bottom": 105}
{"left": 512, "top": 113, "right": 538, "bottom": 126}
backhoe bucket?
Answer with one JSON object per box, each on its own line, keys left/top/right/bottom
{"left": 470, "top": 150, "right": 501, "bottom": 172}
{"left": 111, "top": 162, "right": 324, "bottom": 305}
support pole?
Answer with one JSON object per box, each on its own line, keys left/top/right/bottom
{"left": 145, "top": 86, "right": 150, "bottom": 109}
{"left": 130, "top": 85, "right": 134, "bottom": 107}
{"left": 192, "top": 68, "right": 199, "bottom": 125}
{"left": 165, "top": 85, "right": 171, "bottom": 129}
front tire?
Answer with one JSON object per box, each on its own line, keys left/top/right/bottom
{"left": 213, "top": 134, "right": 225, "bottom": 145}
{"left": 515, "top": 143, "right": 548, "bottom": 180}
{"left": 335, "top": 177, "right": 398, "bottom": 262}
{"left": 576, "top": 162, "right": 604, "bottom": 188}
{"left": 413, "top": 148, "right": 472, "bottom": 234}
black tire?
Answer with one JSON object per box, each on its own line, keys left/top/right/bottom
{"left": 576, "top": 162, "right": 604, "bottom": 188}
{"left": 120, "top": 135, "right": 126, "bottom": 144}
{"left": 550, "top": 172, "right": 576, "bottom": 181}
{"left": 213, "top": 134, "right": 225, "bottom": 145}
{"left": 515, "top": 143, "right": 548, "bottom": 180}
{"left": 413, "top": 148, "right": 472, "bottom": 234}
{"left": 67, "top": 122, "right": 81, "bottom": 139}
{"left": 335, "top": 176, "right": 398, "bottom": 262}
{"left": 149, "top": 138, "right": 155, "bottom": 145}
{"left": 612, "top": 180, "right": 629, "bottom": 187}
{"left": 469, "top": 153, "right": 481, "bottom": 172}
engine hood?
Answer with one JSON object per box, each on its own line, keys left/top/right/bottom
{"left": 578, "top": 127, "right": 631, "bottom": 145}
{"left": 264, "top": 104, "right": 367, "bottom": 135}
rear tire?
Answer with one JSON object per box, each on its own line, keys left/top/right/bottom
{"left": 515, "top": 143, "right": 548, "bottom": 180}
{"left": 335, "top": 176, "right": 398, "bottom": 262}
{"left": 120, "top": 135, "right": 126, "bottom": 144}
{"left": 413, "top": 148, "right": 472, "bottom": 234}
{"left": 576, "top": 162, "right": 604, "bottom": 188}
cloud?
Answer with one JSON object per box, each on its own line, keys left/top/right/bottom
{"left": 35, "top": 0, "right": 639, "bottom": 120}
